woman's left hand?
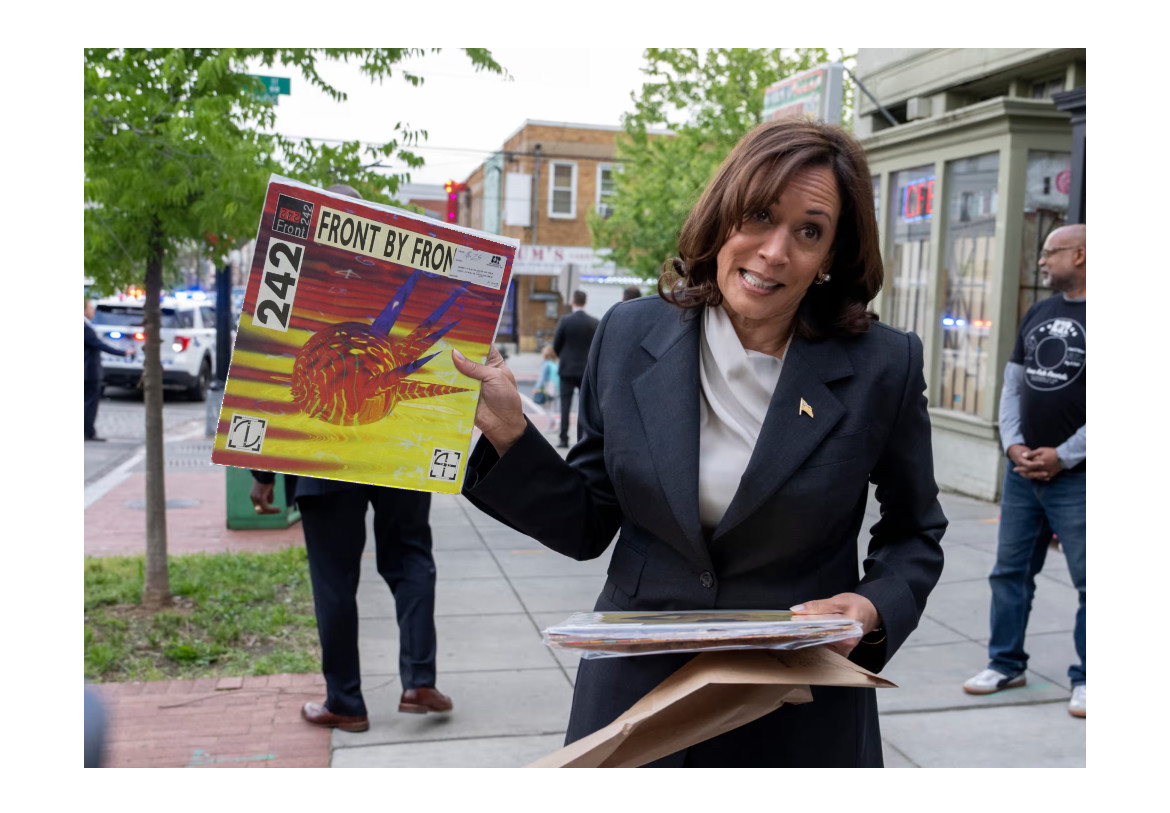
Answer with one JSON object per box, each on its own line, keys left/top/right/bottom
{"left": 791, "top": 592, "right": 880, "bottom": 658}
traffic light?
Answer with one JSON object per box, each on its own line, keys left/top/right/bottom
{"left": 445, "top": 180, "right": 465, "bottom": 223}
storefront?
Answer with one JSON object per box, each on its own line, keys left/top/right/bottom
{"left": 499, "top": 245, "right": 630, "bottom": 352}
{"left": 864, "top": 97, "right": 1074, "bottom": 500}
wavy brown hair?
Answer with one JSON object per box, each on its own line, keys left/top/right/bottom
{"left": 658, "top": 118, "right": 883, "bottom": 341}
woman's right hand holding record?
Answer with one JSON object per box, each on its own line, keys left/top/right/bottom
{"left": 452, "top": 346, "right": 528, "bottom": 456}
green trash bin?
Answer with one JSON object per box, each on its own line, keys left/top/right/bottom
{"left": 225, "top": 466, "right": 301, "bottom": 530}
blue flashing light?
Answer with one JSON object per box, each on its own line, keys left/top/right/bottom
{"left": 942, "top": 317, "right": 955, "bottom": 326}
{"left": 110, "top": 331, "right": 123, "bottom": 339}
{"left": 955, "top": 319, "right": 967, "bottom": 327}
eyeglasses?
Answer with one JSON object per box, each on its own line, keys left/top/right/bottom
{"left": 1039, "top": 246, "right": 1083, "bottom": 260}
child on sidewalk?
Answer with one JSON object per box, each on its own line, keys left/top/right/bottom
{"left": 534, "top": 344, "right": 559, "bottom": 434}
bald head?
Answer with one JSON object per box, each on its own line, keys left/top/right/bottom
{"left": 1049, "top": 223, "right": 1085, "bottom": 246}
{"left": 328, "top": 184, "right": 362, "bottom": 200}
{"left": 1039, "top": 223, "right": 1086, "bottom": 297}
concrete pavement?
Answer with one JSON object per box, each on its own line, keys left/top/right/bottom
{"left": 83, "top": 351, "right": 1086, "bottom": 768}
{"left": 330, "top": 477, "right": 1085, "bottom": 768}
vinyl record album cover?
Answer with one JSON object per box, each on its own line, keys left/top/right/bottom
{"left": 211, "top": 175, "right": 518, "bottom": 494}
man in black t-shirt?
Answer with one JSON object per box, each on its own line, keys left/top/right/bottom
{"left": 963, "top": 224, "right": 1087, "bottom": 719}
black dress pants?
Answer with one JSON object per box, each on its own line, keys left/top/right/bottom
{"left": 298, "top": 486, "right": 436, "bottom": 717}
{"left": 84, "top": 378, "right": 101, "bottom": 438}
{"left": 559, "top": 375, "right": 582, "bottom": 445}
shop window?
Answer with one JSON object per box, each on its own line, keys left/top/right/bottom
{"left": 497, "top": 278, "right": 517, "bottom": 343}
{"left": 938, "top": 152, "right": 999, "bottom": 417}
{"left": 885, "top": 164, "right": 934, "bottom": 337}
{"left": 1018, "top": 151, "right": 1072, "bottom": 322}
{"left": 549, "top": 161, "right": 577, "bottom": 219}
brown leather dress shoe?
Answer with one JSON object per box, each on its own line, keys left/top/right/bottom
{"left": 301, "top": 701, "right": 369, "bottom": 732}
{"left": 398, "top": 687, "right": 453, "bottom": 714}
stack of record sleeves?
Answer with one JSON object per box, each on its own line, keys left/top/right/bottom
{"left": 542, "top": 610, "right": 863, "bottom": 659}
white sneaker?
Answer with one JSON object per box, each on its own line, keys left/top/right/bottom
{"left": 1069, "top": 684, "right": 1086, "bottom": 718}
{"left": 962, "top": 668, "right": 1026, "bottom": 695}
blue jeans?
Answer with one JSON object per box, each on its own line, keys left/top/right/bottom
{"left": 988, "top": 468, "right": 1086, "bottom": 686}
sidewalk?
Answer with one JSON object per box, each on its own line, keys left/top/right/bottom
{"left": 84, "top": 354, "right": 1085, "bottom": 768}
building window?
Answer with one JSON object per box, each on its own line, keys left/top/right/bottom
{"left": 596, "top": 164, "right": 615, "bottom": 219}
{"left": 1031, "top": 76, "right": 1066, "bottom": 99}
{"left": 1018, "top": 151, "right": 1072, "bottom": 322}
{"left": 548, "top": 161, "right": 577, "bottom": 219}
{"left": 885, "top": 163, "right": 934, "bottom": 337}
{"left": 871, "top": 175, "right": 880, "bottom": 222}
{"left": 938, "top": 151, "right": 999, "bottom": 417}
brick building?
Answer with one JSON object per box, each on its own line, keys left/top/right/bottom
{"left": 457, "top": 120, "right": 671, "bottom": 352}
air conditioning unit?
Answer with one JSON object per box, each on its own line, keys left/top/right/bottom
{"left": 596, "top": 202, "right": 614, "bottom": 219}
{"left": 906, "top": 97, "right": 933, "bottom": 121}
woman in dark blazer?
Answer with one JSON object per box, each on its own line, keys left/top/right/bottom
{"left": 452, "top": 119, "right": 947, "bottom": 767}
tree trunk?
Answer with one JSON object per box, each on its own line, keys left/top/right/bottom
{"left": 141, "top": 225, "right": 171, "bottom": 609}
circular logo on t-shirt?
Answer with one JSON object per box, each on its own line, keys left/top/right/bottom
{"left": 1022, "top": 317, "right": 1086, "bottom": 391}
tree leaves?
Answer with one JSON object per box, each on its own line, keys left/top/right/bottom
{"left": 83, "top": 48, "right": 506, "bottom": 293}
{"left": 590, "top": 48, "right": 851, "bottom": 281}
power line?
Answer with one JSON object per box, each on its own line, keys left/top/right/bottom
{"left": 275, "top": 132, "right": 633, "bottom": 164}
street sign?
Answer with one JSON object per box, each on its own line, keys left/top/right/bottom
{"left": 247, "top": 74, "right": 291, "bottom": 106}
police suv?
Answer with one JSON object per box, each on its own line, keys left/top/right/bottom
{"left": 92, "top": 293, "right": 218, "bottom": 400}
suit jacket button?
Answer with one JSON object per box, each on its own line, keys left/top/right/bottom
{"left": 699, "top": 571, "right": 714, "bottom": 589}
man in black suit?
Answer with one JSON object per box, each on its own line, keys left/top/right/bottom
{"left": 552, "top": 290, "right": 599, "bottom": 449}
{"left": 249, "top": 184, "right": 451, "bottom": 734}
{"left": 84, "top": 298, "right": 133, "bottom": 441}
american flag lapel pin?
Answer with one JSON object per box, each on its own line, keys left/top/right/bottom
{"left": 799, "top": 398, "right": 814, "bottom": 418}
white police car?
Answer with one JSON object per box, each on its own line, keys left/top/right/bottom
{"left": 92, "top": 293, "right": 219, "bottom": 400}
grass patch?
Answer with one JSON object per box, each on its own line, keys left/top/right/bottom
{"left": 84, "top": 547, "right": 320, "bottom": 683}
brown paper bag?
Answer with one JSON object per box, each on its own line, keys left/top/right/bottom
{"left": 527, "top": 646, "right": 896, "bottom": 768}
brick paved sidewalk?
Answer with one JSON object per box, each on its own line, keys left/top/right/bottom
{"left": 87, "top": 462, "right": 331, "bottom": 766}
{"left": 90, "top": 673, "right": 331, "bottom": 768}
{"left": 85, "top": 469, "right": 304, "bottom": 557}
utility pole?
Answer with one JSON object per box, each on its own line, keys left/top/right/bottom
{"left": 531, "top": 143, "right": 541, "bottom": 246}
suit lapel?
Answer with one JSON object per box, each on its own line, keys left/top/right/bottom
{"left": 631, "top": 309, "right": 707, "bottom": 560}
{"left": 713, "top": 334, "right": 854, "bottom": 540}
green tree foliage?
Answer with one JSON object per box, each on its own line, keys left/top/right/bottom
{"left": 84, "top": 48, "right": 504, "bottom": 291}
{"left": 84, "top": 48, "right": 505, "bottom": 608}
{"left": 590, "top": 48, "right": 852, "bottom": 281}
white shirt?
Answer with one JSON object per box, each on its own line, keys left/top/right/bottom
{"left": 697, "top": 305, "right": 789, "bottom": 529}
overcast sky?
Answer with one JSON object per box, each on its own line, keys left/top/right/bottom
{"left": 256, "top": 48, "right": 653, "bottom": 190}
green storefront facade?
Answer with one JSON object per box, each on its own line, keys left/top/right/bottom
{"left": 855, "top": 49, "right": 1086, "bottom": 500}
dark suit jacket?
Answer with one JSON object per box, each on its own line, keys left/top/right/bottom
{"left": 84, "top": 321, "right": 125, "bottom": 382}
{"left": 463, "top": 297, "right": 947, "bottom": 766}
{"left": 552, "top": 309, "right": 599, "bottom": 380}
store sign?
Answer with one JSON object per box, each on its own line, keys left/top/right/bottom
{"left": 762, "top": 63, "right": 845, "bottom": 125}
{"left": 512, "top": 245, "right": 615, "bottom": 276}
{"left": 901, "top": 176, "right": 935, "bottom": 223}
{"left": 1055, "top": 169, "right": 1071, "bottom": 195}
